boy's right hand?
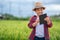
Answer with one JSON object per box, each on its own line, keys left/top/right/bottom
{"left": 32, "top": 18, "right": 39, "bottom": 27}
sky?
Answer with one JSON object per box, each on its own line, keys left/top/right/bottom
{"left": 0, "top": 0, "right": 60, "bottom": 17}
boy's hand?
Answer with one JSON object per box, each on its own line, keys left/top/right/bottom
{"left": 44, "top": 17, "right": 51, "bottom": 24}
{"left": 32, "top": 18, "right": 39, "bottom": 27}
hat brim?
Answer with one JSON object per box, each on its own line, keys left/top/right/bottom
{"left": 33, "top": 7, "right": 45, "bottom": 11}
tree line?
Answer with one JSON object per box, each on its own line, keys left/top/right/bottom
{"left": 0, "top": 13, "right": 60, "bottom": 21}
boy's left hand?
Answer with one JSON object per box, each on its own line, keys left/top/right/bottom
{"left": 44, "top": 17, "right": 51, "bottom": 24}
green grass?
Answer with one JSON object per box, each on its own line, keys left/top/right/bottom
{"left": 0, "top": 20, "right": 60, "bottom": 40}
{"left": 49, "top": 21, "right": 60, "bottom": 40}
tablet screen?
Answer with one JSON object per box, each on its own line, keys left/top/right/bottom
{"left": 39, "top": 14, "right": 47, "bottom": 24}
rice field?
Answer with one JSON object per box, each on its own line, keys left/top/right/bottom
{"left": 0, "top": 20, "right": 60, "bottom": 40}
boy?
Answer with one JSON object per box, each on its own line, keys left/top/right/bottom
{"left": 28, "top": 2, "right": 52, "bottom": 40}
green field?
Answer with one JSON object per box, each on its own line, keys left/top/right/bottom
{"left": 0, "top": 20, "right": 60, "bottom": 40}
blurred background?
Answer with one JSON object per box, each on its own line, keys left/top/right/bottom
{"left": 0, "top": 0, "right": 60, "bottom": 19}
{"left": 0, "top": 0, "right": 60, "bottom": 40}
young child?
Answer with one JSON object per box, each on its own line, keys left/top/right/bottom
{"left": 28, "top": 2, "right": 52, "bottom": 40}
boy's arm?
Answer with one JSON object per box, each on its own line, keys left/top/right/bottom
{"left": 44, "top": 16, "right": 53, "bottom": 28}
{"left": 28, "top": 16, "right": 37, "bottom": 29}
{"left": 28, "top": 16, "right": 35, "bottom": 29}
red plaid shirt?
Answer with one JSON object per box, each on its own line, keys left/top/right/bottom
{"left": 28, "top": 15, "right": 52, "bottom": 40}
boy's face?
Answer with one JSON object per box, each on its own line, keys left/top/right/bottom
{"left": 35, "top": 8, "right": 44, "bottom": 16}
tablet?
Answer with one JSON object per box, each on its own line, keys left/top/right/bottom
{"left": 39, "top": 14, "right": 47, "bottom": 24}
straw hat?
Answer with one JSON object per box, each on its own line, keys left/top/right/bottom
{"left": 33, "top": 2, "right": 45, "bottom": 11}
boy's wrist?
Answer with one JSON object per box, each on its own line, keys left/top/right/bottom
{"left": 32, "top": 22, "right": 38, "bottom": 27}
{"left": 47, "top": 20, "right": 51, "bottom": 25}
